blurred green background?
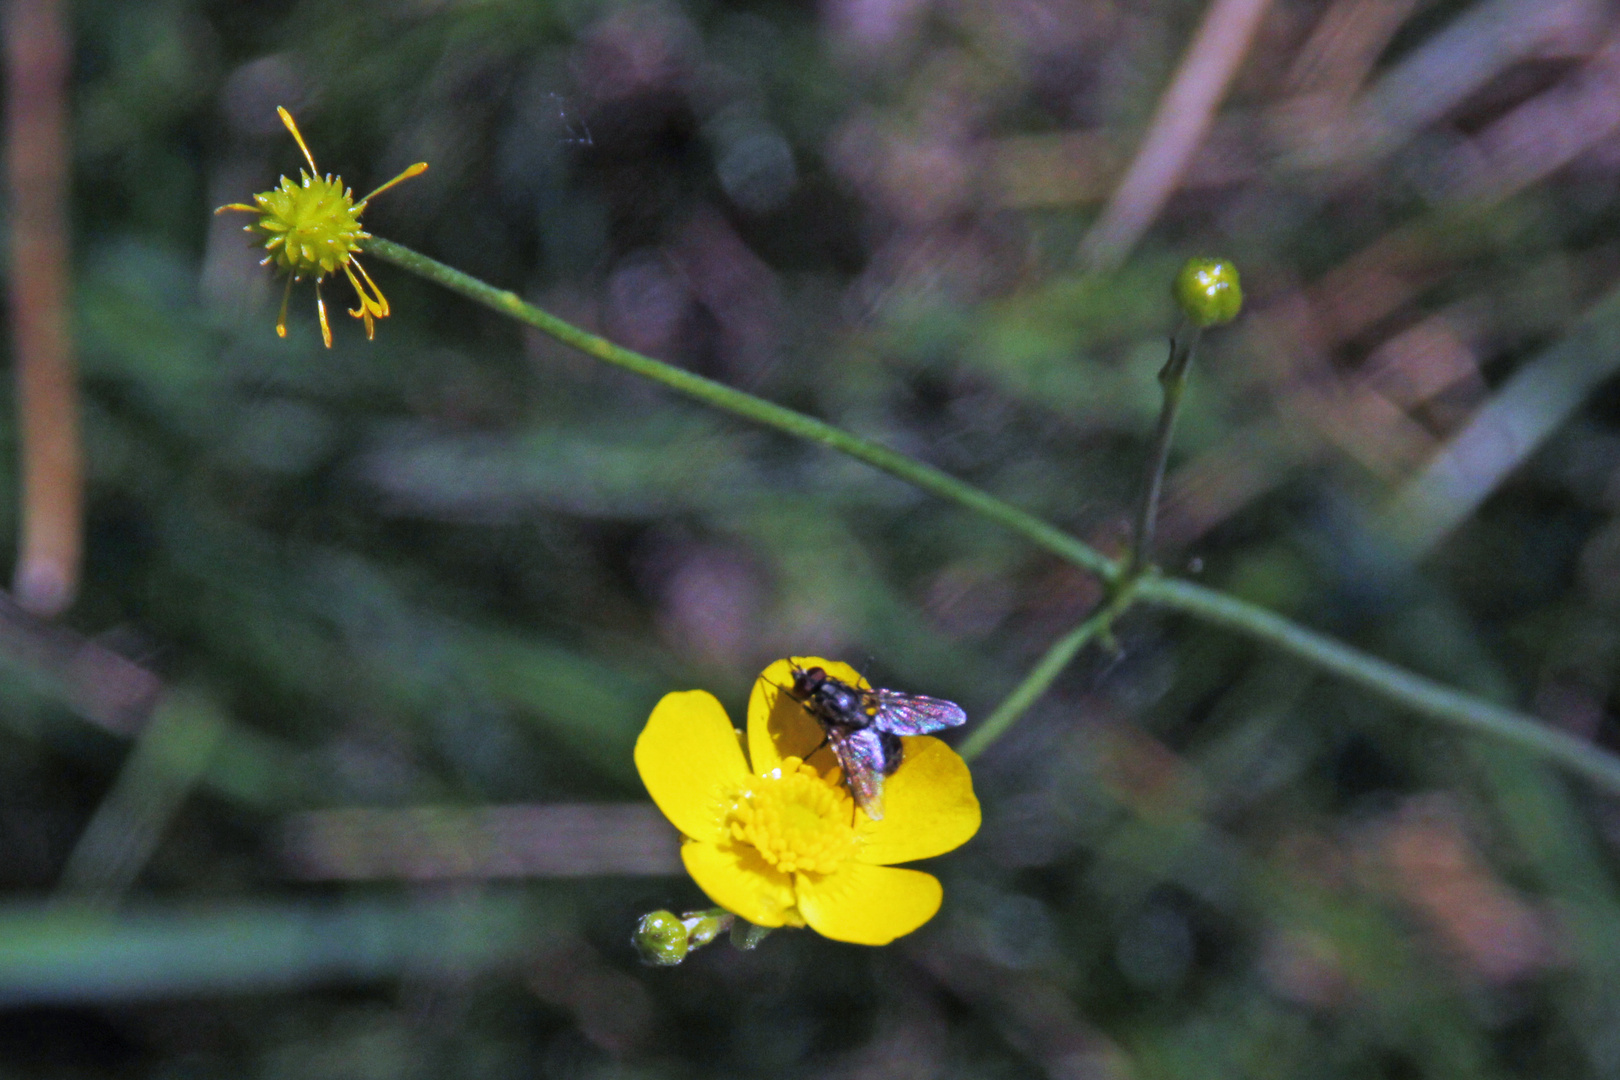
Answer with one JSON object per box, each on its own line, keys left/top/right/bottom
{"left": 5, "top": 0, "right": 1620, "bottom": 1075}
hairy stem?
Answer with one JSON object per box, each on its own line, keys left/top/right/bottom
{"left": 1135, "top": 576, "right": 1620, "bottom": 790}
{"left": 363, "top": 236, "right": 1620, "bottom": 795}
{"left": 365, "top": 237, "right": 1116, "bottom": 580}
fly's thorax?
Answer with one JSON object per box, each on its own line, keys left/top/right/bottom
{"left": 790, "top": 665, "right": 873, "bottom": 731}
{"left": 818, "top": 683, "right": 868, "bottom": 724}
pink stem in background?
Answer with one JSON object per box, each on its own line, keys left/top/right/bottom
{"left": 1079, "top": 0, "right": 1274, "bottom": 271}
{"left": 5, "top": 0, "right": 81, "bottom": 616}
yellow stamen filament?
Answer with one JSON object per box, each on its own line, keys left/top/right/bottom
{"left": 358, "top": 161, "right": 428, "bottom": 208}
{"left": 315, "top": 281, "right": 332, "bottom": 348}
{"left": 278, "top": 106, "right": 320, "bottom": 175}
{"left": 276, "top": 276, "right": 292, "bottom": 339}
{"left": 343, "top": 256, "right": 391, "bottom": 339}
{"left": 353, "top": 257, "right": 388, "bottom": 315}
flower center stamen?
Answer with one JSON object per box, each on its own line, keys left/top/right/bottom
{"left": 729, "top": 757, "right": 857, "bottom": 875}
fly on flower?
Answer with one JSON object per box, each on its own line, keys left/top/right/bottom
{"left": 215, "top": 107, "right": 427, "bottom": 348}
{"left": 785, "top": 663, "right": 967, "bottom": 822}
{"left": 635, "top": 658, "right": 980, "bottom": 945}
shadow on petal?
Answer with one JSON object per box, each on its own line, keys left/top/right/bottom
{"left": 748, "top": 656, "right": 868, "bottom": 775}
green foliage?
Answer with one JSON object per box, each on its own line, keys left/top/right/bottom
{"left": 6, "top": 0, "right": 1620, "bottom": 1077}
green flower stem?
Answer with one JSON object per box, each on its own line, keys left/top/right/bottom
{"left": 364, "top": 236, "right": 1620, "bottom": 796}
{"left": 1127, "top": 325, "right": 1200, "bottom": 576}
{"left": 960, "top": 585, "right": 1136, "bottom": 762}
{"left": 1136, "top": 576, "right": 1620, "bottom": 791}
{"left": 364, "top": 237, "right": 1116, "bottom": 582}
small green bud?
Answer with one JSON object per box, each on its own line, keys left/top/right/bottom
{"left": 681, "top": 909, "right": 733, "bottom": 949}
{"left": 729, "top": 919, "right": 773, "bottom": 951}
{"left": 1173, "top": 257, "right": 1242, "bottom": 328}
{"left": 634, "top": 910, "right": 690, "bottom": 966}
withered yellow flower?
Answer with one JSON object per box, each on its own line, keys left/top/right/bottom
{"left": 216, "top": 107, "right": 426, "bottom": 347}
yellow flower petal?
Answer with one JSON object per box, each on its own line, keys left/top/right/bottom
{"left": 748, "top": 657, "right": 869, "bottom": 775}
{"left": 682, "top": 839, "right": 803, "bottom": 928}
{"left": 635, "top": 690, "right": 750, "bottom": 845}
{"left": 855, "top": 735, "right": 980, "bottom": 865}
{"left": 795, "top": 862, "right": 942, "bottom": 945}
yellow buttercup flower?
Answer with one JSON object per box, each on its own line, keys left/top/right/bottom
{"left": 215, "top": 107, "right": 427, "bottom": 348}
{"left": 635, "top": 658, "right": 980, "bottom": 946}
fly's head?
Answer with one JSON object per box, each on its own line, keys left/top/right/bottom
{"left": 789, "top": 665, "right": 826, "bottom": 702}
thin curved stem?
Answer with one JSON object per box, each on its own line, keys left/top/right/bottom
{"left": 960, "top": 585, "right": 1136, "bottom": 762}
{"left": 362, "top": 236, "right": 1620, "bottom": 796}
{"left": 364, "top": 237, "right": 1117, "bottom": 582}
{"left": 1136, "top": 576, "right": 1620, "bottom": 791}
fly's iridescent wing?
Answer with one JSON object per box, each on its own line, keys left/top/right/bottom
{"left": 829, "top": 726, "right": 896, "bottom": 820}
{"left": 785, "top": 665, "right": 965, "bottom": 820}
{"left": 869, "top": 689, "right": 967, "bottom": 735}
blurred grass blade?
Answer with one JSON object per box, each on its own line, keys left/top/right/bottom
{"left": 1078, "top": 0, "right": 1273, "bottom": 269}
{"left": 282, "top": 803, "right": 682, "bottom": 880}
{"left": 1378, "top": 282, "right": 1620, "bottom": 557}
{"left": 0, "top": 893, "right": 550, "bottom": 1003}
{"left": 56, "top": 690, "right": 227, "bottom": 905}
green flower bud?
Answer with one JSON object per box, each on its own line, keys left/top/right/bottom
{"left": 1173, "top": 258, "right": 1242, "bottom": 328}
{"left": 681, "top": 909, "right": 733, "bottom": 949}
{"left": 634, "top": 910, "right": 690, "bottom": 966}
